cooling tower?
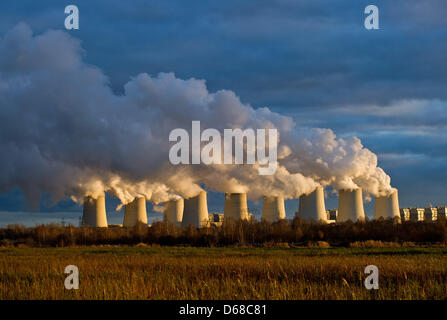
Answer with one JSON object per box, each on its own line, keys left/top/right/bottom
{"left": 82, "top": 195, "right": 108, "bottom": 227}
{"left": 181, "top": 191, "right": 209, "bottom": 228}
{"left": 298, "top": 187, "right": 327, "bottom": 222}
{"left": 123, "top": 196, "right": 148, "bottom": 227}
{"left": 164, "top": 198, "right": 184, "bottom": 224}
{"left": 374, "top": 189, "right": 400, "bottom": 220}
{"left": 224, "top": 193, "right": 249, "bottom": 221}
{"left": 262, "top": 195, "right": 286, "bottom": 222}
{"left": 337, "top": 188, "right": 365, "bottom": 222}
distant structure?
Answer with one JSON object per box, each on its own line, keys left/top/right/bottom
{"left": 164, "top": 198, "right": 184, "bottom": 225}
{"left": 374, "top": 189, "right": 400, "bottom": 220}
{"left": 298, "top": 187, "right": 327, "bottom": 222}
{"left": 248, "top": 213, "right": 256, "bottom": 222}
{"left": 182, "top": 191, "right": 209, "bottom": 228}
{"left": 424, "top": 207, "right": 438, "bottom": 222}
{"left": 327, "top": 209, "right": 338, "bottom": 221}
{"left": 224, "top": 193, "right": 249, "bottom": 221}
{"left": 123, "top": 196, "right": 148, "bottom": 227}
{"left": 261, "top": 195, "right": 286, "bottom": 222}
{"left": 82, "top": 195, "right": 108, "bottom": 227}
{"left": 209, "top": 213, "right": 224, "bottom": 227}
{"left": 437, "top": 206, "right": 447, "bottom": 220}
{"left": 400, "top": 208, "right": 410, "bottom": 221}
{"left": 409, "top": 208, "right": 424, "bottom": 221}
{"left": 337, "top": 188, "right": 365, "bottom": 222}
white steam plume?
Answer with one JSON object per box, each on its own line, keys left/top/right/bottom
{"left": 0, "top": 24, "right": 394, "bottom": 208}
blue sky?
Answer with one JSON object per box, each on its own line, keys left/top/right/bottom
{"left": 0, "top": 0, "right": 446, "bottom": 220}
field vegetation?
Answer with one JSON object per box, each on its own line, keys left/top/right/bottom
{"left": 0, "top": 246, "right": 446, "bottom": 299}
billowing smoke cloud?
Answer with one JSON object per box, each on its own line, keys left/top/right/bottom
{"left": 0, "top": 24, "right": 394, "bottom": 208}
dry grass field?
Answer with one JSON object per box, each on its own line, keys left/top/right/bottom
{"left": 0, "top": 246, "right": 446, "bottom": 300}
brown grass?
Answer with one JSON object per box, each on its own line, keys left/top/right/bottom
{"left": 0, "top": 246, "right": 446, "bottom": 300}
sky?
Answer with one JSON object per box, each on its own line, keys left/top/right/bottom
{"left": 0, "top": 0, "right": 446, "bottom": 223}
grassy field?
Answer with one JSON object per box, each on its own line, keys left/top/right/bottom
{"left": 0, "top": 246, "right": 446, "bottom": 300}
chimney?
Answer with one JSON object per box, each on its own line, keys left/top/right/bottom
{"left": 337, "top": 188, "right": 365, "bottom": 222}
{"left": 82, "top": 194, "right": 108, "bottom": 227}
{"left": 123, "top": 196, "right": 148, "bottom": 227}
{"left": 224, "top": 193, "right": 249, "bottom": 221}
{"left": 298, "top": 186, "right": 327, "bottom": 222}
{"left": 262, "top": 195, "right": 286, "bottom": 222}
{"left": 374, "top": 189, "right": 400, "bottom": 220}
{"left": 164, "top": 198, "right": 184, "bottom": 225}
{"left": 181, "top": 191, "right": 209, "bottom": 228}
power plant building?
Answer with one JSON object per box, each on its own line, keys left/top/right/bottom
{"left": 374, "top": 190, "right": 400, "bottom": 220}
{"left": 261, "top": 195, "right": 286, "bottom": 222}
{"left": 298, "top": 187, "right": 327, "bottom": 222}
{"left": 224, "top": 193, "right": 249, "bottom": 221}
{"left": 327, "top": 209, "right": 338, "bottom": 221}
{"left": 209, "top": 213, "right": 224, "bottom": 227}
{"left": 123, "top": 196, "right": 148, "bottom": 227}
{"left": 82, "top": 195, "right": 108, "bottom": 227}
{"left": 400, "top": 208, "right": 410, "bottom": 221}
{"left": 337, "top": 188, "right": 365, "bottom": 222}
{"left": 424, "top": 207, "right": 438, "bottom": 222}
{"left": 437, "top": 206, "right": 447, "bottom": 220}
{"left": 409, "top": 208, "right": 424, "bottom": 221}
{"left": 182, "top": 191, "right": 209, "bottom": 228}
{"left": 164, "top": 198, "right": 184, "bottom": 225}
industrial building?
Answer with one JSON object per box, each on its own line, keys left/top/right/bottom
{"left": 409, "top": 208, "right": 425, "bottom": 221}
{"left": 374, "top": 190, "right": 400, "bottom": 221}
{"left": 224, "top": 193, "right": 249, "bottom": 221}
{"left": 208, "top": 213, "right": 224, "bottom": 227}
{"left": 123, "top": 196, "right": 148, "bottom": 227}
{"left": 164, "top": 198, "right": 184, "bottom": 225}
{"left": 437, "top": 206, "right": 447, "bottom": 220}
{"left": 337, "top": 188, "right": 365, "bottom": 222}
{"left": 262, "top": 195, "right": 286, "bottom": 222}
{"left": 327, "top": 209, "right": 338, "bottom": 221}
{"left": 424, "top": 207, "right": 438, "bottom": 222}
{"left": 80, "top": 184, "right": 446, "bottom": 228}
{"left": 81, "top": 195, "right": 108, "bottom": 227}
{"left": 400, "top": 208, "right": 410, "bottom": 221}
{"left": 182, "top": 191, "right": 209, "bottom": 228}
{"left": 297, "top": 187, "right": 327, "bottom": 222}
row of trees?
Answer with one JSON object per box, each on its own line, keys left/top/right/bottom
{"left": 1, "top": 218, "right": 446, "bottom": 247}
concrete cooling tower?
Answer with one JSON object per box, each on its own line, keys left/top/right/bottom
{"left": 224, "top": 193, "right": 249, "bottom": 221}
{"left": 337, "top": 188, "right": 365, "bottom": 222}
{"left": 261, "top": 195, "right": 286, "bottom": 222}
{"left": 164, "top": 198, "right": 184, "bottom": 224}
{"left": 181, "top": 191, "right": 209, "bottom": 228}
{"left": 82, "top": 195, "right": 108, "bottom": 227}
{"left": 123, "top": 196, "right": 148, "bottom": 227}
{"left": 374, "top": 189, "right": 400, "bottom": 220}
{"left": 298, "top": 187, "right": 327, "bottom": 222}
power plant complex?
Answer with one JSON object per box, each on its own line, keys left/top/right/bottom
{"left": 80, "top": 187, "right": 446, "bottom": 228}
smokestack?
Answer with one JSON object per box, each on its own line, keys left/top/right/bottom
{"left": 164, "top": 198, "right": 184, "bottom": 224}
{"left": 181, "top": 191, "right": 209, "bottom": 228}
{"left": 337, "top": 188, "right": 365, "bottom": 222}
{"left": 374, "top": 189, "right": 400, "bottom": 220}
{"left": 262, "top": 195, "right": 286, "bottom": 222}
{"left": 82, "top": 195, "right": 108, "bottom": 227}
{"left": 224, "top": 193, "right": 249, "bottom": 221}
{"left": 123, "top": 196, "right": 148, "bottom": 227}
{"left": 298, "top": 186, "right": 327, "bottom": 222}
